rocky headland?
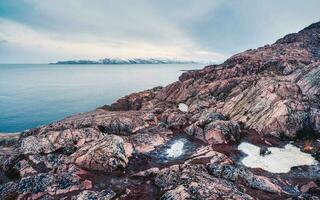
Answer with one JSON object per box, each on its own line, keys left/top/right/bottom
{"left": 1, "top": 22, "right": 320, "bottom": 199}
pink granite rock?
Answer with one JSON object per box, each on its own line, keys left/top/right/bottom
{"left": 71, "top": 135, "right": 128, "bottom": 172}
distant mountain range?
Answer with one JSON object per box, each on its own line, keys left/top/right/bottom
{"left": 51, "top": 58, "right": 198, "bottom": 65}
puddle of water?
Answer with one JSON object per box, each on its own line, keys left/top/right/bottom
{"left": 178, "top": 103, "right": 188, "bottom": 112}
{"left": 148, "top": 136, "right": 201, "bottom": 164}
{"left": 238, "top": 142, "right": 318, "bottom": 173}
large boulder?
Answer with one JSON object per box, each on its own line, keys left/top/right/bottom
{"left": 71, "top": 135, "right": 128, "bottom": 172}
{"left": 19, "top": 128, "right": 104, "bottom": 155}
{"left": 185, "top": 110, "right": 240, "bottom": 144}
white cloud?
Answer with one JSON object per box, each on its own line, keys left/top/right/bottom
{"left": 6, "top": 0, "right": 319, "bottom": 63}
{"left": 0, "top": 15, "right": 226, "bottom": 63}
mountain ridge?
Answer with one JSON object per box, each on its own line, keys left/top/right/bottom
{"left": 51, "top": 58, "right": 198, "bottom": 65}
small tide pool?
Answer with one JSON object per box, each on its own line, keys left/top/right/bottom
{"left": 148, "top": 136, "right": 202, "bottom": 164}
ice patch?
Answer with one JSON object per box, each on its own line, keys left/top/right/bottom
{"left": 166, "top": 139, "right": 185, "bottom": 158}
{"left": 178, "top": 103, "right": 188, "bottom": 112}
{"left": 238, "top": 142, "right": 318, "bottom": 173}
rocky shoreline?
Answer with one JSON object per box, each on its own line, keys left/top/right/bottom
{"left": 1, "top": 22, "right": 320, "bottom": 199}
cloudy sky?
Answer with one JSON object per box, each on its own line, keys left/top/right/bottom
{"left": 0, "top": 0, "right": 320, "bottom": 64}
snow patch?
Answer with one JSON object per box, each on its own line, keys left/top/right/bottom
{"left": 178, "top": 103, "right": 188, "bottom": 112}
{"left": 238, "top": 142, "right": 318, "bottom": 173}
{"left": 166, "top": 139, "right": 185, "bottom": 158}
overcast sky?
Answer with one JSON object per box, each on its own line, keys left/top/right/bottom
{"left": 0, "top": 0, "right": 320, "bottom": 63}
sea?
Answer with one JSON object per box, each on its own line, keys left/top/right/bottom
{"left": 0, "top": 64, "right": 203, "bottom": 132}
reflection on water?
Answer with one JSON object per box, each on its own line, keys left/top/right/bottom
{"left": 165, "top": 139, "right": 185, "bottom": 158}
{"left": 0, "top": 64, "right": 202, "bottom": 132}
{"left": 148, "top": 136, "right": 201, "bottom": 164}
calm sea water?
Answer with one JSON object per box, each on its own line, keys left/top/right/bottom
{"left": 0, "top": 64, "right": 202, "bottom": 132}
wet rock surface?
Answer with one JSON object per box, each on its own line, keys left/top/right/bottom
{"left": 1, "top": 22, "right": 320, "bottom": 199}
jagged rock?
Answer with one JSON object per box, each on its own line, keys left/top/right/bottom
{"left": 184, "top": 146, "right": 233, "bottom": 165}
{"left": 0, "top": 181, "right": 19, "bottom": 200}
{"left": 207, "top": 163, "right": 283, "bottom": 194}
{"left": 155, "top": 164, "right": 253, "bottom": 199}
{"left": 161, "top": 109, "right": 189, "bottom": 130}
{"left": 13, "top": 159, "right": 37, "bottom": 178}
{"left": 185, "top": 110, "right": 238, "bottom": 145}
{"left": 186, "top": 117, "right": 240, "bottom": 144}
{"left": 71, "top": 135, "right": 128, "bottom": 172}
{"left": 160, "top": 185, "right": 191, "bottom": 200}
{"left": 1, "top": 153, "right": 22, "bottom": 181}
{"left": 24, "top": 110, "right": 156, "bottom": 137}
{"left": 103, "top": 87, "right": 162, "bottom": 111}
{"left": 153, "top": 22, "right": 320, "bottom": 138}
{"left": 19, "top": 128, "right": 104, "bottom": 155}
{"left": 129, "top": 131, "right": 169, "bottom": 154}
{"left": 221, "top": 78, "right": 314, "bottom": 138}
{"left": 72, "top": 189, "right": 116, "bottom": 200}
{"left": 0, "top": 171, "right": 91, "bottom": 199}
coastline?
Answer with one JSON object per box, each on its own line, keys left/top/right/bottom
{"left": 0, "top": 22, "right": 320, "bottom": 199}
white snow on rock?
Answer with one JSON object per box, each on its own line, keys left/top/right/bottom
{"left": 178, "top": 103, "right": 188, "bottom": 112}
{"left": 166, "top": 139, "right": 185, "bottom": 158}
{"left": 238, "top": 142, "right": 318, "bottom": 173}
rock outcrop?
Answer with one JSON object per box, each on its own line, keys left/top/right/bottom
{"left": 207, "top": 163, "right": 283, "bottom": 194}
{"left": 71, "top": 135, "right": 128, "bottom": 172}
{"left": 1, "top": 22, "right": 320, "bottom": 199}
{"left": 155, "top": 164, "right": 254, "bottom": 200}
{"left": 151, "top": 22, "right": 320, "bottom": 139}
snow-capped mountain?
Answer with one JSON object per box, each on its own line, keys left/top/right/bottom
{"left": 52, "top": 58, "right": 197, "bottom": 64}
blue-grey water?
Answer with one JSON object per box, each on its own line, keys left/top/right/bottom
{"left": 0, "top": 64, "right": 202, "bottom": 132}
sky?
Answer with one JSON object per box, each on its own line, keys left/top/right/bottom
{"left": 0, "top": 0, "right": 320, "bottom": 64}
